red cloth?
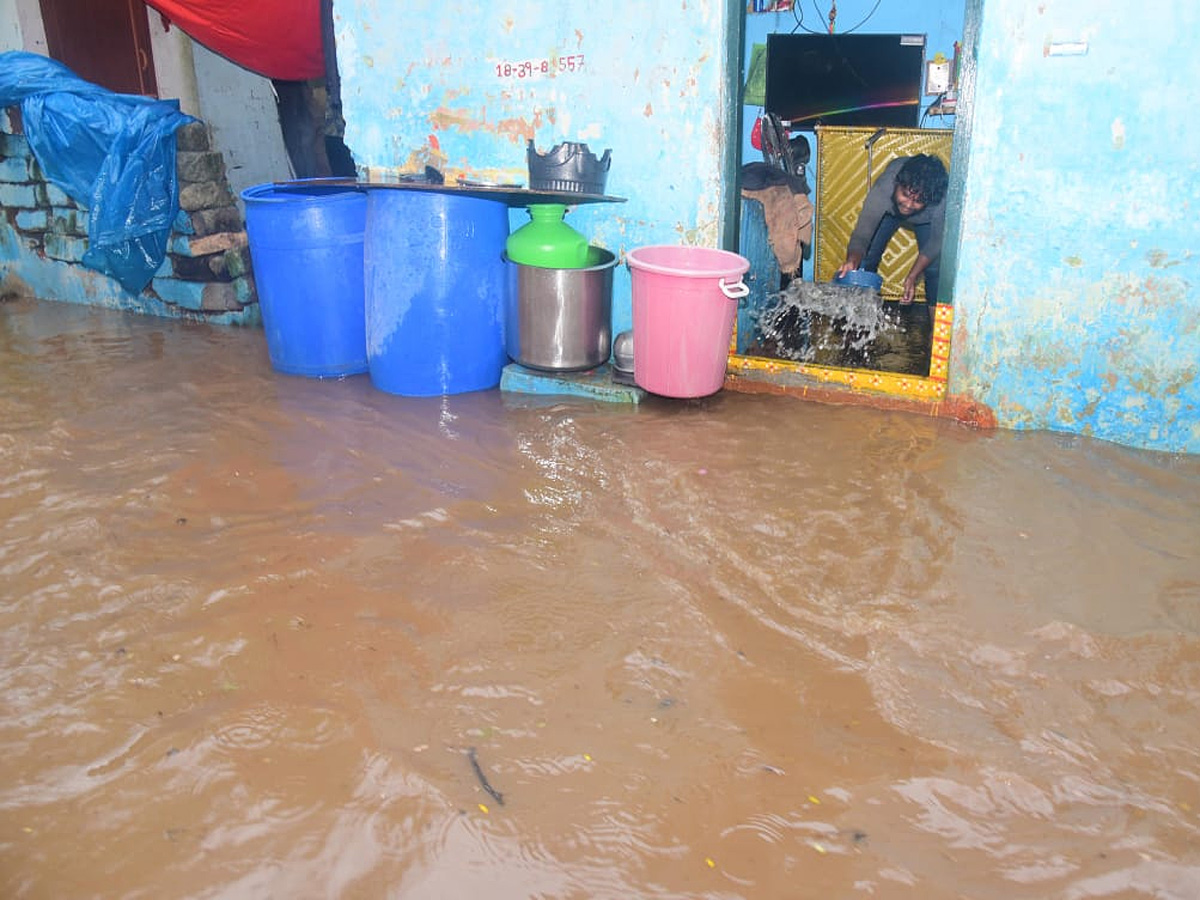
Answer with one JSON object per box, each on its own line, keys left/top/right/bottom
{"left": 144, "top": 0, "right": 323, "bottom": 81}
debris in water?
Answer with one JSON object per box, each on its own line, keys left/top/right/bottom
{"left": 467, "top": 746, "right": 505, "bottom": 806}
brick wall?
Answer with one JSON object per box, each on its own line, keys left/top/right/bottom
{"left": 0, "top": 108, "right": 259, "bottom": 323}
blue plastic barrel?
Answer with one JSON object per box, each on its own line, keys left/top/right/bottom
{"left": 241, "top": 182, "right": 368, "bottom": 377}
{"left": 364, "top": 190, "right": 509, "bottom": 396}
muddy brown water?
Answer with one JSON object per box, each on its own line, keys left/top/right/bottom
{"left": 2, "top": 299, "right": 1200, "bottom": 900}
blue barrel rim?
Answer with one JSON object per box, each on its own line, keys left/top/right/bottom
{"left": 241, "top": 181, "right": 367, "bottom": 204}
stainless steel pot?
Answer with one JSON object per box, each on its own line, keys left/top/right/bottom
{"left": 504, "top": 248, "right": 617, "bottom": 371}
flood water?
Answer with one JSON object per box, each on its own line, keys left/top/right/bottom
{"left": 3, "top": 299, "right": 1200, "bottom": 900}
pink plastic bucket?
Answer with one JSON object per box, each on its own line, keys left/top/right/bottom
{"left": 627, "top": 245, "right": 750, "bottom": 398}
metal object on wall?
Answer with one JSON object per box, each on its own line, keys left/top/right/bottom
{"left": 813, "top": 126, "right": 953, "bottom": 303}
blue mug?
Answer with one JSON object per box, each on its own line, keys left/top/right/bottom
{"left": 832, "top": 269, "right": 884, "bottom": 292}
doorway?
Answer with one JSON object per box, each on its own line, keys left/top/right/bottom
{"left": 39, "top": 0, "right": 158, "bottom": 96}
{"left": 727, "top": 0, "right": 979, "bottom": 400}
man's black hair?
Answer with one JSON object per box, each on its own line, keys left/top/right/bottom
{"left": 896, "top": 154, "right": 949, "bottom": 206}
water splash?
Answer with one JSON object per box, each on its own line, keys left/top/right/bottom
{"left": 754, "top": 280, "right": 889, "bottom": 363}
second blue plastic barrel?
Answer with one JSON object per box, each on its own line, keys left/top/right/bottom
{"left": 364, "top": 190, "right": 509, "bottom": 396}
{"left": 241, "top": 182, "right": 368, "bottom": 377}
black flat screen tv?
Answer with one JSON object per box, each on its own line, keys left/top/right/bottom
{"left": 764, "top": 33, "right": 926, "bottom": 129}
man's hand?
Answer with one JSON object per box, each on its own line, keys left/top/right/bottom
{"left": 836, "top": 253, "right": 862, "bottom": 279}
{"left": 902, "top": 254, "right": 934, "bottom": 305}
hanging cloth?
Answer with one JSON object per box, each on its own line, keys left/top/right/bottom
{"left": 144, "top": 0, "right": 323, "bottom": 81}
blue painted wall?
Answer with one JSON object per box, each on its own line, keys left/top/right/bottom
{"left": 950, "top": 0, "right": 1199, "bottom": 453}
{"left": 334, "top": 0, "right": 737, "bottom": 336}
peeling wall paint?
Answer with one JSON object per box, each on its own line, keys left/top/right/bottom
{"left": 335, "top": 0, "right": 734, "bottom": 335}
{"left": 951, "top": 0, "right": 1200, "bottom": 453}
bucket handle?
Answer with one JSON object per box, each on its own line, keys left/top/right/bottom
{"left": 719, "top": 278, "right": 750, "bottom": 301}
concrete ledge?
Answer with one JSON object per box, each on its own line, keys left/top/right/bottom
{"left": 500, "top": 363, "right": 644, "bottom": 404}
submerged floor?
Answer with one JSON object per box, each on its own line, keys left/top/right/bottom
{"left": 3, "top": 299, "right": 1200, "bottom": 899}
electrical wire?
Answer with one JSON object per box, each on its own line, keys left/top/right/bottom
{"left": 841, "top": 0, "right": 884, "bottom": 34}
{"left": 811, "top": 1, "right": 826, "bottom": 32}
{"left": 789, "top": 0, "right": 823, "bottom": 34}
{"left": 793, "top": 0, "right": 883, "bottom": 35}
{"left": 921, "top": 95, "right": 937, "bottom": 127}
{"left": 921, "top": 92, "right": 948, "bottom": 128}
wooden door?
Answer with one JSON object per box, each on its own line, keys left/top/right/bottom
{"left": 39, "top": 0, "right": 158, "bottom": 96}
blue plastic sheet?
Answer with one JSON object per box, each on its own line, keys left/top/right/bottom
{"left": 0, "top": 52, "right": 196, "bottom": 293}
